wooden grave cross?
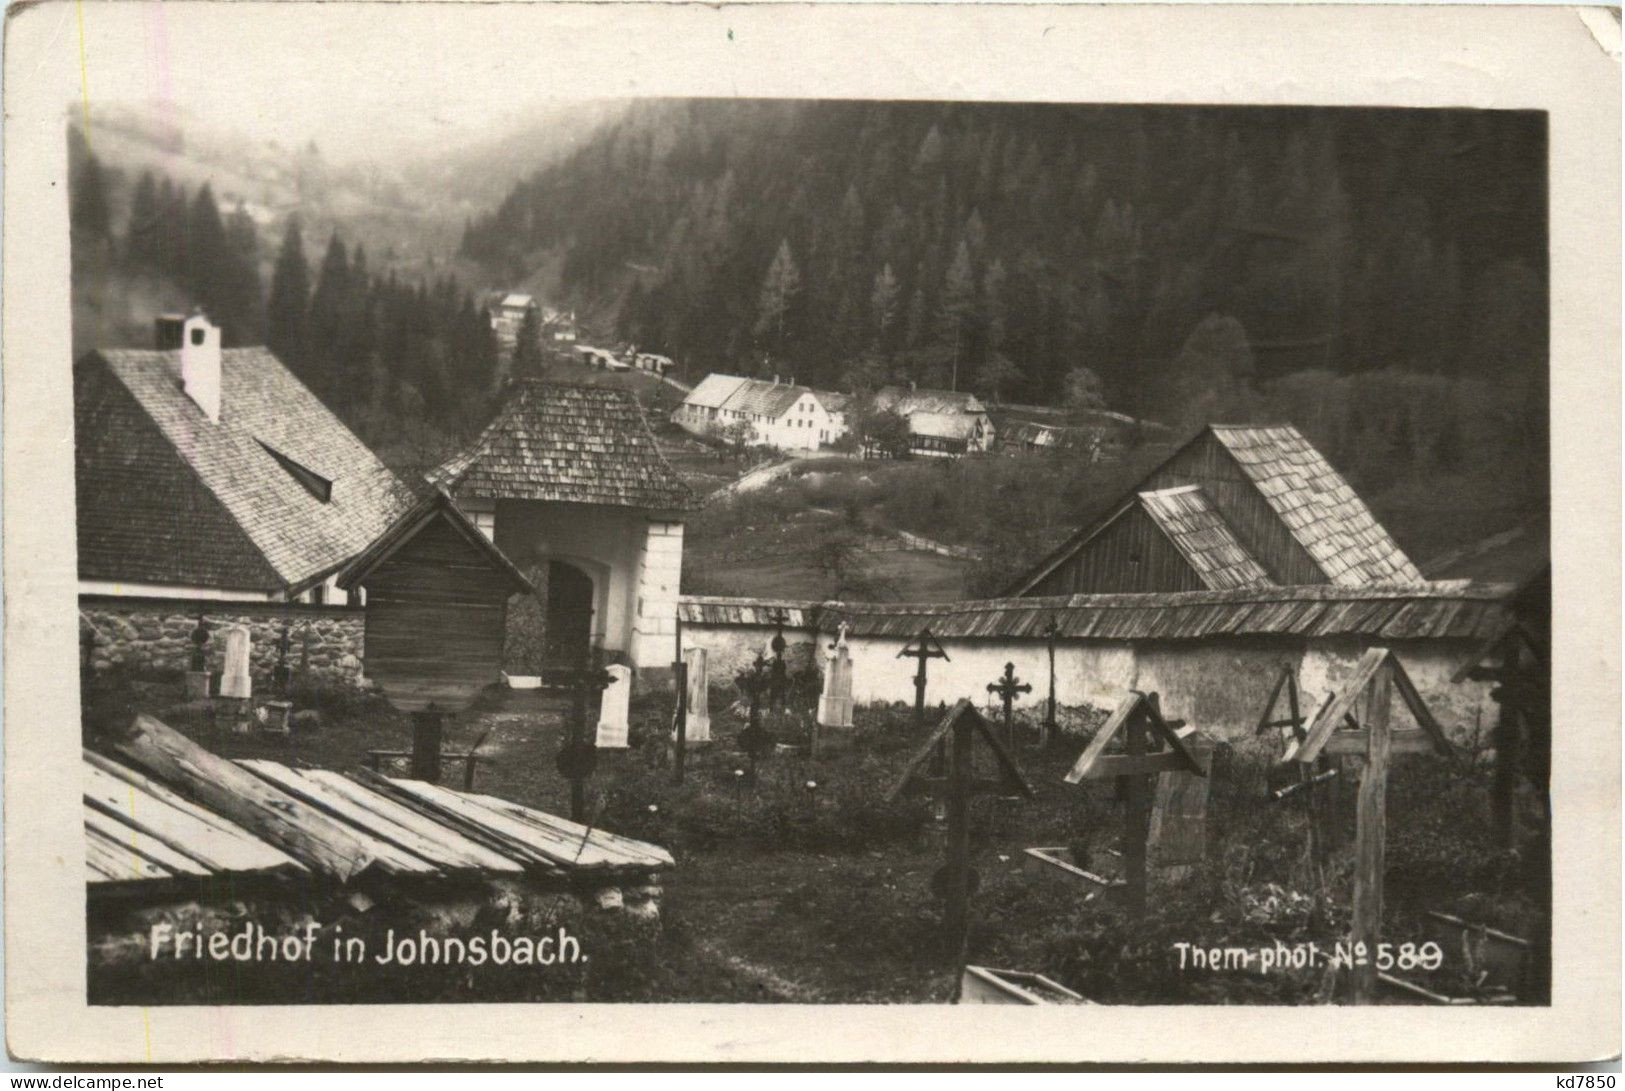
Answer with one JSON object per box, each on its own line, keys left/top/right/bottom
{"left": 887, "top": 699, "right": 1034, "bottom": 972}
{"left": 766, "top": 607, "right": 791, "bottom": 711}
{"left": 1064, "top": 690, "right": 1207, "bottom": 918}
{"left": 1288, "top": 647, "right": 1455, "bottom": 1004}
{"left": 735, "top": 651, "right": 773, "bottom": 784}
{"left": 557, "top": 644, "right": 615, "bottom": 822}
{"left": 1256, "top": 665, "right": 1342, "bottom": 874}
{"left": 1452, "top": 612, "right": 1550, "bottom": 848}
{"left": 897, "top": 627, "right": 950, "bottom": 729}
{"left": 986, "top": 662, "right": 1032, "bottom": 750}
{"left": 1039, "top": 615, "right": 1062, "bottom": 749}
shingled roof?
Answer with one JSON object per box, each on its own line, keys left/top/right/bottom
{"left": 1008, "top": 423, "right": 1423, "bottom": 595}
{"left": 75, "top": 347, "right": 409, "bottom": 595}
{"left": 1208, "top": 425, "right": 1423, "bottom": 585}
{"left": 1136, "top": 485, "right": 1273, "bottom": 590}
{"left": 679, "top": 581, "right": 1512, "bottom": 643}
{"left": 432, "top": 381, "right": 696, "bottom": 510}
{"left": 874, "top": 386, "right": 988, "bottom": 417}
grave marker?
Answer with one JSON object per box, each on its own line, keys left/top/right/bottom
{"left": 986, "top": 662, "right": 1032, "bottom": 750}
{"left": 185, "top": 614, "right": 212, "bottom": 699}
{"left": 1288, "top": 647, "right": 1454, "bottom": 1004}
{"left": 595, "top": 664, "right": 633, "bottom": 748}
{"left": 218, "top": 625, "right": 253, "bottom": 700}
{"left": 1064, "top": 690, "right": 1207, "bottom": 917}
{"left": 888, "top": 700, "right": 1034, "bottom": 978}
{"left": 897, "top": 627, "right": 949, "bottom": 729}
{"left": 684, "top": 647, "right": 711, "bottom": 743}
{"left": 1256, "top": 664, "right": 1340, "bottom": 873}
{"left": 817, "top": 622, "right": 855, "bottom": 730}
{"left": 735, "top": 651, "right": 773, "bottom": 784}
{"left": 557, "top": 645, "right": 614, "bottom": 822}
{"left": 1039, "top": 615, "right": 1061, "bottom": 749}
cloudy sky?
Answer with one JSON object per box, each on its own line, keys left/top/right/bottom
{"left": 65, "top": 1, "right": 671, "bottom": 160}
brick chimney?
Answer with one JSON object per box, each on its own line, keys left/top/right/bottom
{"left": 178, "top": 313, "right": 222, "bottom": 422}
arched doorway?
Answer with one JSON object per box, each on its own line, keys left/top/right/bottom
{"left": 503, "top": 558, "right": 597, "bottom": 683}
{"left": 542, "top": 561, "right": 595, "bottom": 679}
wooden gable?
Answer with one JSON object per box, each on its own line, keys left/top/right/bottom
{"left": 887, "top": 700, "right": 1034, "bottom": 802}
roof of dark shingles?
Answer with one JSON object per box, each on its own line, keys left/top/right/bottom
{"left": 431, "top": 380, "right": 697, "bottom": 510}
{"left": 75, "top": 348, "right": 409, "bottom": 593}
{"left": 1136, "top": 485, "right": 1274, "bottom": 591}
{"left": 1208, "top": 425, "right": 1424, "bottom": 586}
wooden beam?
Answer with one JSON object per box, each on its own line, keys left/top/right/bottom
{"left": 1324, "top": 729, "right": 1438, "bottom": 757}
{"left": 1296, "top": 648, "right": 1388, "bottom": 764}
{"left": 1349, "top": 661, "right": 1393, "bottom": 1004}
{"left": 1082, "top": 751, "right": 1202, "bottom": 779}
{"left": 106, "top": 715, "right": 378, "bottom": 882}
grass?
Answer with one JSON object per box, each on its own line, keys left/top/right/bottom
{"left": 85, "top": 672, "right": 1546, "bottom": 1005}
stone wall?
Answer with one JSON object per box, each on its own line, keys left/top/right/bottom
{"left": 678, "top": 620, "right": 1495, "bottom": 744}
{"left": 79, "top": 595, "right": 365, "bottom": 685}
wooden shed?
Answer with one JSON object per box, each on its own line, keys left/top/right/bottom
{"left": 337, "top": 488, "right": 534, "bottom": 711}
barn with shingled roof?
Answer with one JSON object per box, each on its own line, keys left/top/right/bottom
{"left": 1007, "top": 423, "right": 1425, "bottom": 597}
{"left": 429, "top": 380, "right": 697, "bottom": 682}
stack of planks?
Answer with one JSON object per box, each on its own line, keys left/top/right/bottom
{"left": 85, "top": 713, "right": 673, "bottom": 892}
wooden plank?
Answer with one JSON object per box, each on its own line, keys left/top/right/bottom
{"left": 382, "top": 778, "right": 631, "bottom": 871}
{"left": 1325, "top": 729, "right": 1437, "bottom": 756}
{"left": 235, "top": 761, "right": 484, "bottom": 875}
{"left": 84, "top": 752, "right": 304, "bottom": 876}
{"left": 107, "top": 715, "right": 380, "bottom": 882}
{"left": 1349, "top": 660, "right": 1393, "bottom": 1004}
{"left": 300, "top": 770, "right": 526, "bottom": 873}
{"left": 352, "top": 771, "right": 565, "bottom": 873}
{"left": 1296, "top": 648, "right": 1388, "bottom": 764}
{"left": 461, "top": 790, "right": 675, "bottom": 869}
{"left": 1064, "top": 693, "right": 1142, "bottom": 783}
{"left": 83, "top": 804, "right": 212, "bottom": 876}
{"left": 1148, "top": 769, "right": 1211, "bottom": 870}
{"left": 1082, "top": 751, "right": 1199, "bottom": 778}
{"left": 85, "top": 824, "right": 173, "bottom": 882}
{"left": 1389, "top": 657, "right": 1456, "bottom": 757}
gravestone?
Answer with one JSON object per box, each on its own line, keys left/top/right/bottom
{"left": 684, "top": 647, "right": 711, "bottom": 743}
{"left": 595, "top": 664, "right": 633, "bottom": 748}
{"left": 817, "top": 625, "right": 854, "bottom": 729}
{"left": 218, "top": 625, "right": 252, "bottom": 700}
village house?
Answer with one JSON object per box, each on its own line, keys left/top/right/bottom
{"left": 74, "top": 312, "right": 409, "bottom": 680}
{"left": 672, "top": 374, "right": 848, "bottom": 451}
{"left": 488, "top": 292, "right": 538, "bottom": 358}
{"left": 429, "top": 380, "right": 697, "bottom": 681}
{"left": 1006, "top": 423, "right": 1425, "bottom": 597}
{"left": 871, "top": 385, "right": 995, "bottom": 458}
{"left": 541, "top": 306, "right": 579, "bottom": 344}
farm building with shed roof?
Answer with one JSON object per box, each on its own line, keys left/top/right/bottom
{"left": 430, "top": 380, "right": 697, "bottom": 680}
{"left": 1008, "top": 423, "right": 1424, "bottom": 597}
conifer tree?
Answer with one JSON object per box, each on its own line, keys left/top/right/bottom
{"left": 266, "top": 218, "right": 311, "bottom": 373}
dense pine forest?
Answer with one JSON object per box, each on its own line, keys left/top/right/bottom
{"left": 461, "top": 100, "right": 1547, "bottom": 421}
{"left": 70, "top": 129, "right": 500, "bottom": 468}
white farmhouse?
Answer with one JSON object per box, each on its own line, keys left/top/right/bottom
{"left": 673, "top": 374, "right": 848, "bottom": 452}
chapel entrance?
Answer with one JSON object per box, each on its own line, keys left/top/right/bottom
{"left": 541, "top": 561, "right": 595, "bottom": 680}
{"left": 504, "top": 559, "right": 596, "bottom": 683}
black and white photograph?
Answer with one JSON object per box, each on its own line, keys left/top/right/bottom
{"left": 6, "top": 0, "right": 1618, "bottom": 1066}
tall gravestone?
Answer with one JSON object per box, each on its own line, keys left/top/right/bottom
{"left": 684, "top": 647, "right": 711, "bottom": 742}
{"left": 595, "top": 664, "right": 633, "bottom": 748}
{"left": 817, "top": 624, "right": 855, "bottom": 729}
{"left": 218, "top": 625, "right": 253, "bottom": 700}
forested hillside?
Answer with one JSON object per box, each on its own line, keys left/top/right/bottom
{"left": 461, "top": 100, "right": 1547, "bottom": 424}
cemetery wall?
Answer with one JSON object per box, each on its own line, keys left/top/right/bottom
{"left": 679, "top": 620, "right": 1494, "bottom": 742}
{"left": 79, "top": 596, "right": 365, "bottom": 684}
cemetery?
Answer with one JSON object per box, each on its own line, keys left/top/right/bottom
{"left": 81, "top": 567, "right": 1550, "bottom": 1005}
